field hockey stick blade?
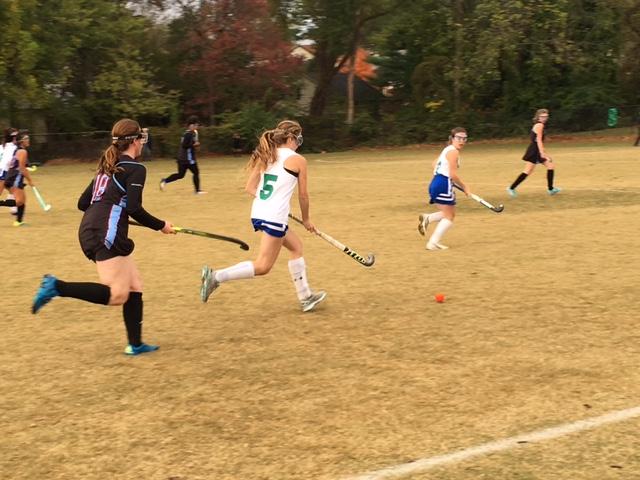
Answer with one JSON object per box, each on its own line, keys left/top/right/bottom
{"left": 453, "top": 184, "right": 503, "bottom": 213}
{"left": 288, "top": 214, "right": 375, "bottom": 267}
{"left": 173, "top": 226, "right": 250, "bottom": 250}
{"left": 129, "top": 221, "right": 249, "bottom": 250}
{"left": 470, "top": 193, "right": 504, "bottom": 213}
{"left": 32, "top": 186, "right": 52, "bottom": 211}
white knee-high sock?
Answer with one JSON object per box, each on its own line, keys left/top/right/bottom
{"left": 214, "top": 261, "right": 255, "bottom": 283}
{"left": 288, "top": 257, "right": 312, "bottom": 301}
{"left": 426, "top": 211, "right": 444, "bottom": 223}
{"left": 428, "top": 218, "right": 453, "bottom": 245}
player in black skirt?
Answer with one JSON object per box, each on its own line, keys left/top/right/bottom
{"left": 507, "top": 108, "right": 561, "bottom": 197}
{"left": 159, "top": 115, "right": 206, "bottom": 194}
{"left": 32, "top": 118, "right": 175, "bottom": 356}
{"left": 3, "top": 130, "right": 35, "bottom": 225}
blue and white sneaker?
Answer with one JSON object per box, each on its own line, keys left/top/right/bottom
{"left": 124, "top": 343, "right": 159, "bottom": 356}
{"left": 548, "top": 187, "right": 562, "bottom": 195}
{"left": 32, "top": 274, "right": 60, "bottom": 314}
{"left": 200, "top": 265, "right": 219, "bottom": 303}
{"left": 506, "top": 187, "right": 517, "bottom": 198}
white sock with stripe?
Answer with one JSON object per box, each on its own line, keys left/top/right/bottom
{"left": 215, "top": 261, "right": 255, "bottom": 283}
{"left": 428, "top": 218, "right": 453, "bottom": 245}
{"left": 288, "top": 257, "right": 312, "bottom": 301}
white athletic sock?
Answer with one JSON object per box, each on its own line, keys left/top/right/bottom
{"left": 288, "top": 257, "right": 312, "bottom": 301}
{"left": 426, "top": 211, "right": 444, "bottom": 223}
{"left": 214, "top": 261, "right": 255, "bottom": 283}
{"left": 428, "top": 218, "right": 453, "bottom": 245}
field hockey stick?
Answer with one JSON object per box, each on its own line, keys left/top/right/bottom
{"left": 288, "top": 214, "right": 375, "bottom": 267}
{"left": 31, "top": 186, "right": 52, "bottom": 211}
{"left": 453, "top": 184, "right": 504, "bottom": 213}
{"left": 129, "top": 221, "right": 249, "bottom": 250}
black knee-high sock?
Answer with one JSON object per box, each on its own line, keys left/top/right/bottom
{"left": 123, "top": 292, "right": 143, "bottom": 347}
{"left": 0, "top": 199, "right": 16, "bottom": 207}
{"left": 192, "top": 165, "right": 201, "bottom": 192}
{"left": 510, "top": 172, "right": 528, "bottom": 190}
{"left": 547, "top": 169, "right": 555, "bottom": 190}
{"left": 16, "top": 204, "right": 25, "bottom": 222}
{"left": 55, "top": 280, "right": 110, "bottom": 305}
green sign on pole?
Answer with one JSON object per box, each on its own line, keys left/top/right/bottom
{"left": 607, "top": 107, "right": 618, "bottom": 127}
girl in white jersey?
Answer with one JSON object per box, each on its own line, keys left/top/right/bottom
{"left": 0, "top": 128, "right": 18, "bottom": 209}
{"left": 417, "top": 127, "right": 471, "bottom": 250}
{"left": 200, "top": 120, "right": 326, "bottom": 312}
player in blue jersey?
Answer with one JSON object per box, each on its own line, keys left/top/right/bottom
{"left": 32, "top": 118, "right": 175, "bottom": 356}
{"left": 417, "top": 127, "right": 471, "bottom": 250}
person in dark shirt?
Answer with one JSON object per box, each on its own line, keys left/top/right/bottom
{"left": 31, "top": 118, "right": 175, "bottom": 356}
{"left": 507, "top": 108, "right": 561, "bottom": 197}
{"left": 159, "top": 115, "right": 206, "bottom": 194}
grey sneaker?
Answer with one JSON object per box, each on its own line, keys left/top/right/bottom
{"left": 417, "top": 214, "right": 429, "bottom": 236}
{"left": 200, "top": 265, "right": 219, "bottom": 303}
{"left": 301, "top": 291, "right": 327, "bottom": 312}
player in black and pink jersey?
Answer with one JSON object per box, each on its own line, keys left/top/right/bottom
{"left": 32, "top": 118, "right": 175, "bottom": 356}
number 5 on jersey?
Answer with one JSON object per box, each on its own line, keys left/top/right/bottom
{"left": 259, "top": 173, "right": 278, "bottom": 200}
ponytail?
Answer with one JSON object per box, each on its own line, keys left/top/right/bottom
{"left": 247, "top": 129, "right": 278, "bottom": 172}
{"left": 97, "top": 118, "right": 141, "bottom": 175}
{"left": 246, "top": 120, "right": 303, "bottom": 172}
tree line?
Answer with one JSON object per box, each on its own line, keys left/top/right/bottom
{"left": 1, "top": 0, "right": 638, "bottom": 152}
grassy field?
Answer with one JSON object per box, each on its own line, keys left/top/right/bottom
{"left": 2, "top": 136, "right": 640, "bottom": 480}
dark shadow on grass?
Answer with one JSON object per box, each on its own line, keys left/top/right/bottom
{"left": 394, "top": 188, "right": 640, "bottom": 217}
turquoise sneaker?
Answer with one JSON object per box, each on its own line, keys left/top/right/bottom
{"left": 32, "top": 274, "right": 60, "bottom": 314}
{"left": 124, "top": 343, "right": 159, "bottom": 356}
{"left": 548, "top": 187, "right": 562, "bottom": 195}
{"left": 200, "top": 265, "right": 219, "bottom": 303}
{"left": 506, "top": 187, "right": 517, "bottom": 198}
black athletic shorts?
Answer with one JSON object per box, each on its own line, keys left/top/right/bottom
{"left": 78, "top": 226, "right": 135, "bottom": 262}
{"left": 3, "top": 171, "right": 24, "bottom": 190}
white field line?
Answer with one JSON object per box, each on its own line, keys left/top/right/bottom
{"left": 343, "top": 406, "right": 640, "bottom": 480}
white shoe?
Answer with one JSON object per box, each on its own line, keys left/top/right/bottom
{"left": 417, "top": 214, "right": 429, "bottom": 236}
{"left": 301, "top": 291, "right": 327, "bottom": 312}
{"left": 159, "top": 180, "right": 166, "bottom": 191}
{"left": 200, "top": 266, "right": 219, "bottom": 302}
{"left": 426, "top": 242, "right": 449, "bottom": 250}
{"left": 195, "top": 190, "right": 208, "bottom": 195}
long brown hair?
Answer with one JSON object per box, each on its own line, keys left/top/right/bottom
{"left": 97, "top": 118, "right": 141, "bottom": 175}
{"left": 247, "top": 120, "right": 302, "bottom": 171}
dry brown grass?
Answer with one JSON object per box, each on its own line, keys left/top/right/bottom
{"left": 2, "top": 139, "right": 640, "bottom": 480}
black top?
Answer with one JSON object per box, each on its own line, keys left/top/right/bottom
{"left": 177, "top": 130, "right": 197, "bottom": 164}
{"left": 522, "top": 124, "right": 546, "bottom": 162}
{"left": 78, "top": 155, "right": 164, "bottom": 231}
